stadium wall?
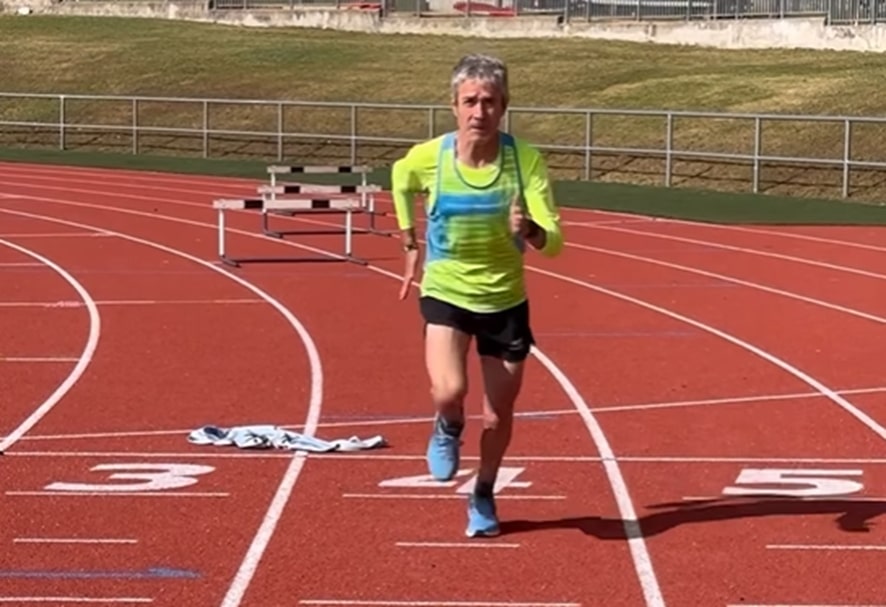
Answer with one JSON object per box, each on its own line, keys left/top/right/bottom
{"left": 2, "top": 0, "right": 886, "bottom": 52}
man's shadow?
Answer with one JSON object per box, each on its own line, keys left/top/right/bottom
{"left": 498, "top": 495, "right": 886, "bottom": 539}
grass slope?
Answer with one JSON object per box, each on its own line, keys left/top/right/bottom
{"left": 2, "top": 16, "right": 886, "bottom": 203}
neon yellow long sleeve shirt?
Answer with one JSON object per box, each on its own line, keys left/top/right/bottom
{"left": 391, "top": 131, "right": 564, "bottom": 313}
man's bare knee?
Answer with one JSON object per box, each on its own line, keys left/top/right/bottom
{"left": 425, "top": 323, "right": 471, "bottom": 418}
{"left": 431, "top": 379, "right": 468, "bottom": 410}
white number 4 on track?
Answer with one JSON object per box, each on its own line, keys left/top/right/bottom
{"left": 379, "top": 467, "right": 531, "bottom": 494}
{"left": 722, "top": 468, "right": 864, "bottom": 498}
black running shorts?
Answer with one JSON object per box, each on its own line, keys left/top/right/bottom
{"left": 419, "top": 295, "right": 535, "bottom": 362}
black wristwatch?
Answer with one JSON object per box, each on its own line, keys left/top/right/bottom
{"left": 403, "top": 241, "right": 418, "bottom": 252}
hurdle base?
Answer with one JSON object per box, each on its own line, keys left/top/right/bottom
{"left": 219, "top": 253, "right": 364, "bottom": 266}
{"left": 263, "top": 226, "right": 373, "bottom": 239}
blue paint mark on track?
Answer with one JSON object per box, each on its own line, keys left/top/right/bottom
{"left": 0, "top": 567, "right": 200, "bottom": 580}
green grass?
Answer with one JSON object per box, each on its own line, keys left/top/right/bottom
{"left": 3, "top": 15, "right": 886, "bottom": 208}
{"left": 6, "top": 145, "right": 886, "bottom": 225}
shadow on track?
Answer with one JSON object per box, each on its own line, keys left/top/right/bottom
{"left": 498, "top": 496, "right": 886, "bottom": 538}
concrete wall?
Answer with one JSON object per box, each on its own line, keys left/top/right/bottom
{"left": 3, "top": 0, "right": 886, "bottom": 52}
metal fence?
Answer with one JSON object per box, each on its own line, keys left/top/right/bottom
{"left": 209, "top": 0, "right": 879, "bottom": 24}
{"left": 2, "top": 91, "right": 886, "bottom": 201}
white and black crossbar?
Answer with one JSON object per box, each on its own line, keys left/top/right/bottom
{"left": 260, "top": 164, "right": 390, "bottom": 238}
{"left": 213, "top": 197, "right": 361, "bottom": 212}
{"left": 267, "top": 164, "right": 372, "bottom": 174}
{"left": 212, "top": 195, "right": 366, "bottom": 267}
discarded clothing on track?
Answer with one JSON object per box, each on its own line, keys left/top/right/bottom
{"left": 188, "top": 424, "right": 386, "bottom": 452}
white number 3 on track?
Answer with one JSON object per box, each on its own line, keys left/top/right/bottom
{"left": 45, "top": 463, "right": 216, "bottom": 492}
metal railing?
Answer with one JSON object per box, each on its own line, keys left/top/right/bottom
{"left": 208, "top": 0, "right": 877, "bottom": 24}
{"left": 2, "top": 91, "right": 886, "bottom": 200}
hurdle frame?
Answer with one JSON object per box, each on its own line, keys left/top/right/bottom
{"left": 213, "top": 196, "right": 367, "bottom": 267}
{"left": 260, "top": 164, "right": 392, "bottom": 240}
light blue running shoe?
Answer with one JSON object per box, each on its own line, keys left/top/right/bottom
{"left": 465, "top": 490, "right": 500, "bottom": 538}
{"left": 426, "top": 415, "right": 462, "bottom": 481}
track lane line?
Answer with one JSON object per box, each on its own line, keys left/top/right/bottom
{"left": 528, "top": 264, "right": 886, "bottom": 442}
{"left": 15, "top": 184, "right": 884, "bottom": 446}
{"left": 11, "top": 450, "right": 886, "bottom": 465}
{"left": 2, "top": 186, "right": 668, "bottom": 606}
{"left": 11, "top": 178, "right": 885, "bottom": 606}
{"left": 12, "top": 384, "right": 886, "bottom": 443}
{"left": 591, "top": 223, "right": 886, "bottom": 281}
{"left": 565, "top": 240, "right": 886, "bottom": 326}
{"left": 308, "top": 194, "right": 886, "bottom": 444}
{"left": 0, "top": 207, "right": 324, "bottom": 607}
{"left": 0, "top": 238, "right": 100, "bottom": 454}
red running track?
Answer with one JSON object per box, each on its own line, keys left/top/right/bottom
{"left": 2, "top": 160, "right": 886, "bottom": 607}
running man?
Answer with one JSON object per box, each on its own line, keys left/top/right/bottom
{"left": 390, "top": 53, "right": 564, "bottom": 537}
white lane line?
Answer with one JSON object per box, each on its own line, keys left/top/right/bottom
{"left": 9, "top": 451, "right": 886, "bottom": 465}
{"left": 0, "top": 357, "right": 79, "bottom": 363}
{"left": 12, "top": 384, "right": 886, "bottom": 443}
{"left": 272, "top": 194, "right": 886, "bottom": 448}
{"left": 597, "top": 222, "right": 886, "bottom": 282}
{"left": 0, "top": 232, "right": 110, "bottom": 238}
{"left": 5, "top": 189, "right": 667, "bottom": 607}
{"left": 5, "top": 491, "right": 229, "bottom": 498}
{"left": 341, "top": 493, "right": 565, "bottom": 500}
{"left": 0, "top": 208, "right": 323, "bottom": 607}
{"left": 0, "top": 238, "right": 101, "bottom": 454}
{"left": 396, "top": 542, "right": 520, "bottom": 550}
{"left": 300, "top": 602, "right": 581, "bottom": 607}
{"left": 0, "top": 597, "right": 152, "bottom": 604}
{"left": 0, "top": 298, "right": 264, "bottom": 308}
{"left": 529, "top": 345, "right": 664, "bottom": 607}
{"left": 683, "top": 495, "right": 886, "bottom": 502}
{"left": 0, "top": 262, "right": 45, "bottom": 267}
{"left": 529, "top": 265, "right": 886, "bottom": 444}
{"left": 14, "top": 538, "right": 138, "bottom": 544}
{"left": 603, "top": 211, "right": 886, "bottom": 256}
{"left": 568, "top": 240, "right": 886, "bottom": 327}
{"left": 766, "top": 544, "right": 886, "bottom": 551}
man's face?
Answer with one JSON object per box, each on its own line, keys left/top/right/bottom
{"left": 452, "top": 78, "right": 506, "bottom": 144}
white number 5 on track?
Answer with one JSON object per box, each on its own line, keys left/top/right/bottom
{"left": 722, "top": 468, "right": 864, "bottom": 498}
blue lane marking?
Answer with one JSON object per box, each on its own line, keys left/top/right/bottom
{"left": 0, "top": 567, "right": 200, "bottom": 580}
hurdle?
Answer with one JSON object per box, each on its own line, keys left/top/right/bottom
{"left": 259, "top": 164, "right": 391, "bottom": 239}
{"left": 212, "top": 195, "right": 367, "bottom": 267}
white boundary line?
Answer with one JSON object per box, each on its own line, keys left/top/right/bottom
{"left": 567, "top": 241, "right": 886, "bottom": 326}
{"left": 0, "top": 208, "right": 323, "bottom": 607}
{"left": 0, "top": 239, "right": 101, "bottom": 454}
{"left": 594, "top": 222, "right": 886, "bottom": 282}
{"left": 586, "top": 208, "right": 886, "bottom": 256}
{"left": 0, "top": 232, "right": 111, "bottom": 238}
{"left": 8, "top": 384, "right": 886, "bottom": 444}
{"left": 0, "top": 298, "right": 265, "bottom": 308}
{"left": 13, "top": 180, "right": 886, "bottom": 607}
{"left": 299, "top": 602, "right": 580, "bottom": 607}
{"left": 529, "top": 265, "right": 886, "bottom": 442}
{"left": 1, "top": 185, "right": 667, "bottom": 606}
{"left": 13, "top": 537, "right": 138, "bottom": 544}
{"left": 394, "top": 542, "right": 520, "bottom": 549}
{"left": 766, "top": 543, "right": 886, "bottom": 551}
{"left": 0, "top": 597, "right": 152, "bottom": 604}
{"left": 1, "top": 357, "right": 80, "bottom": 363}
{"left": 8, "top": 450, "right": 886, "bottom": 465}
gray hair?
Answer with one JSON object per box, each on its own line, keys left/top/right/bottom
{"left": 450, "top": 53, "right": 509, "bottom": 105}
